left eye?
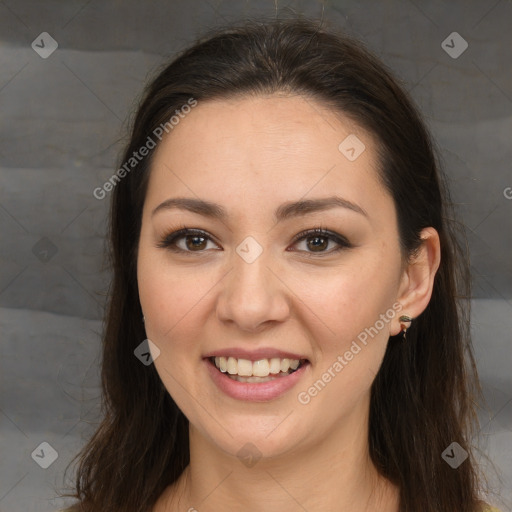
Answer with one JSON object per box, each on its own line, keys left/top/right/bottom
{"left": 289, "top": 228, "right": 351, "bottom": 254}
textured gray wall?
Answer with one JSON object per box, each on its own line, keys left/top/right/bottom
{"left": 0, "top": 1, "right": 511, "bottom": 511}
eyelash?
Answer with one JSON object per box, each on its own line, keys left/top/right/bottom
{"left": 156, "top": 226, "right": 352, "bottom": 257}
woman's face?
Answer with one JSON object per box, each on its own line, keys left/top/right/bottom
{"left": 137, "top": 94, "right": 406, "bottom": 460}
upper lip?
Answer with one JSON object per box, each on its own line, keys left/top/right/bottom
{"left": 203, "top": 347, "right": 309, "bottom": 361}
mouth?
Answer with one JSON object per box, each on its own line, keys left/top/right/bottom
{"left": 207, "top": 355, "right": 309, "bottom": 383}
{"left": 204, "top": 355, "right": 310, "bottom": 401}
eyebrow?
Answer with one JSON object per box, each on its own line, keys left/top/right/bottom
{"left": 151, "top": 196, "right": 368, "bottom": 221}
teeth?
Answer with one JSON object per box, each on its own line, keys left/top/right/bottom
{"left": 237, "top": 358, "right": 253, "bottom": 376}
{"left": 269, "top": 357, "right": 281, "bottom": 374}
{"left": 227, "top": 357, "right": 237, "bottom": 375}
{"left": 252, "top": 359, "right": 269, "bottom": 377}
{"left": 212, "top": 356, "right": 303, "bottom": 377}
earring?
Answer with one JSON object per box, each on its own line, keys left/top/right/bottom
{"left": 142, "top": 315, "right": 145, "bottom": 323}
{"left": 399, "top": 315, "right": 413, "bottom": 340}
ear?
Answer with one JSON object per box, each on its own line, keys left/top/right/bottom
{"left": 391, "top": 227, "right": 441, "bottom": 336}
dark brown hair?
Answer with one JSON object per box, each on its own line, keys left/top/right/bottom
{"left": 59, "top": 16, "right": 485, "bottom": 512}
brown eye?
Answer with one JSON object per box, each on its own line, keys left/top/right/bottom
{"left": 305, "top": 235, "right": 329, "bottom": 252}
{"left": 157, "top": 228, "right": 220, "bottom": 253}
{"left": 290, "top": 228, "right": 352, "bottom": 255}
{"left": 184, "top": 234, "right": 208, "bottom": 251}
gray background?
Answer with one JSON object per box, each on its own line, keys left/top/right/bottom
{"left": 0, "top": 1, "right": 511, "bottom": 510}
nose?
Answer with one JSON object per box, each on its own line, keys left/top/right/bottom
{"left": 216, "top": 247, "right": 291, "bottom": 332}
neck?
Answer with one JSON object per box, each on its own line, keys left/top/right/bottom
{"left": 159, "top": 398, "right": 399, "bottom": 511}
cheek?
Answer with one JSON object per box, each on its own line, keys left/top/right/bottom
{"left": 137, "top": 252, "right": 209, "bottom": 404}
{"left": 314, "top": 260, "right": 400, "bottom": 405}
{"left": 297, "top": 267, "right": 396, "bottom": 418}
{"left": 301, "top": 257, "right": 398, "bottom": 351}
{"left": 137, "top": 248, "right": 222, "bottom": 369}
{"left": 138, "top": 245, "right": 199, "bottom": 334}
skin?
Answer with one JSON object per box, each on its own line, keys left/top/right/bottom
{"left": 137, "top": 94, "right": 441, "bottom": 511}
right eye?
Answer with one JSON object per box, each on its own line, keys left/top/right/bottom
{"left": 157, "top": 228, "right": 221, "bottom": 254}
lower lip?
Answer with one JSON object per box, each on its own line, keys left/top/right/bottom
{"left": 204, "top": 358, "right": 310, "bottom": 402}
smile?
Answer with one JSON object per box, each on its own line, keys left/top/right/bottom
{"left": 205, "top": 356, "right": 310, "bottom": 401}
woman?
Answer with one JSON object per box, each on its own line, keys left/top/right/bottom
{"left": 59, "top": 17, "right": 500, "bottom": 512}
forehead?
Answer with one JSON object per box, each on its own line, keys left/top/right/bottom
{"left": 146, "top": 94, "right": 391, "bottom": 223}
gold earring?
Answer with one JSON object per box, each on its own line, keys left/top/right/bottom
{"left": 399, "top": 315, "right": 413, "bottom": 340}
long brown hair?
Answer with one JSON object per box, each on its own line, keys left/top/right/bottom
{"left": 59, "top": 16, "right": 485, "bottom": 511}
